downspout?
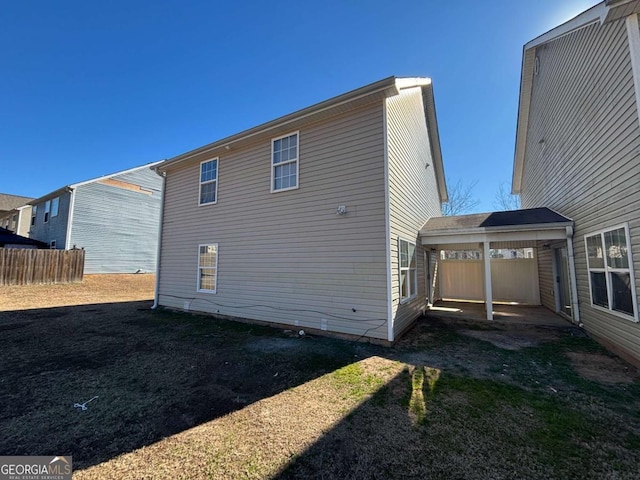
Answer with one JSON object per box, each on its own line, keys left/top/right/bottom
{"left": 566, "top": 225, "right": 581, "bottom": 325}
{"left": 64, "top": 187, "right": 76, "bottom": 249}
{"left": 151, "top": 170, "right": 167, "bottom": 309}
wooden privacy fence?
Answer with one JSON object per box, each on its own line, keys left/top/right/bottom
{"left": 0, "top": 248, "right": 85, "bottom": 286}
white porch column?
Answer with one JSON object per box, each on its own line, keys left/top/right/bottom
{"left": 483, "top": 241, "right": 493, "bottom": 320}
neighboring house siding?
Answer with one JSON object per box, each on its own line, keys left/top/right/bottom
{"left": 520, "top": 19, "right": 640, "bottom": 361}
{"left": 16, "top": 206, "right": 32, "bottom": 237}
{"left": 386, "top": 87, "right": 442, "bottom": 337}
{"left": 29, "top": 193, "right": 71, "bottom": 248}
{"left": 158, "top": 103, "right": 389, "bottom": 339}
{"left": 69, "top": 168, "right": 163, "bottom": 273}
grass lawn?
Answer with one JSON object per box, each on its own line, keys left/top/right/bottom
{"left": 1, "top": 275, "right": 640, "bottom": 479}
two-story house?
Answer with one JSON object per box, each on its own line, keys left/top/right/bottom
{"left": 513, "top": 0, "right": 640, "bottom": 365}
{"left": 29, "top": 162, "right": 163, "bottom": 274}
{"left": 153, "top": 77, "right": 447, "bottom": 343}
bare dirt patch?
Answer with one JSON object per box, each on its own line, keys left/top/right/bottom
{"left": 459, "top": 327, "right": 560, "bottom": 350}
{"left": 567, "top": 351, "right": 640, "bottom": 384}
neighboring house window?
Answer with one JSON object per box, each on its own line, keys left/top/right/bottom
{"left": 198, "top": 244, "right": 219, "bottom": 293}
{"left": 199, "top": 159, "right": 218, "bottom": 205}
{"left": 31, "top": 206, "right": 37, "bottom": 226}
{"left": 399, "top": 238, "right": 417, "bottom": 302}
{"left": 50, "top": 240, "right": 56, "bottom": 249}
{"left": 51, "top": 197, "right": 59, "bottom": 217}
{"left": 44, "top": 200, "right": 51, "bottom": 223}
{"left": 271, "top": 132, "right": 299, "bottom": 192}
{"left": 585, "top": 225, "right": 638, "bottom": 320}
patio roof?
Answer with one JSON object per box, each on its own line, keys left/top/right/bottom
{"left": 420, "top": 207, "right": 573, "bottom": 245}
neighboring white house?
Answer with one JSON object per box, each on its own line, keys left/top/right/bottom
{"left": 29, "top": 162, "right": 164, "bottom": 274}
{"left": 154, "top": 76, "right": 448, "bottom": 343}
{"left": 512, "top": 0, "right": 640, "bottom": 365}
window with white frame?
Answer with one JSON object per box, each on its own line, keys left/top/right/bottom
{"left": 31, "top": 206, "right": 37, "bottom": 226}
{"left": 271, "top": 132, "right": 298, "bottom": 192}
{"left": 585, "top": 225, "right": 638, "bottom": 320}
{"left": 199, "top": 159, "right": 218, "bottom": 205}
{"left": 44, "top": 201, "right": 51, "bottom": 223}
{"left": 399, "top": 238, "right": 417, "bottom": 302}
{"left": 51, "top": 197, "right": 59, "bottom": 217}
{"left": 198, "top": 244, "right": 219, "bottom": 293}
{"left": 50, "top": 240, "right": 56, "bottom": 249}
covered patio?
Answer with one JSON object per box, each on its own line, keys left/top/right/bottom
{"left": 420, "top": 207, "right": 579, "bottom": 323}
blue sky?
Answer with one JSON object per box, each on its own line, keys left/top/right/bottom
{"left": 1, "top": 0, "right": 598, "bottom": 211}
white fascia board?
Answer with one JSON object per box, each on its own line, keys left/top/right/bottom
{"left": 395, "top": 77, "right": 432, "bottom": 90}
{"left": 421, "top": 229, "right": 569, "bottom": 246}
{"left": 524, "top": 3, "right": 609, "bottom": 50}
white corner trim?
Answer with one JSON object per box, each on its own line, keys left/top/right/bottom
{"left": 626, "top": 14, "right": 640, "bottom": 128}
{"left": 64, "top": 188, "right": 76, "bottom": 250}
{"left": 383, "top": 99, "right": 394, "bottom": 343}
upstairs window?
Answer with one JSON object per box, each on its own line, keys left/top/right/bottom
{"left": 271, "top": 132, "right": 298, "bottom": 192}
{"left": 44, "top": 200, "right": 51, "bottom": 223}
{"left": 399, "top": 238, "right": 417, "bottom": 302}
{"left": 585, "top": 225, "right": 638, "bottom": 321}
{"left": 31, "top": 205, "right": 37, "bottom": 226}
{"left": 199, "top": 159, "right": 218, "bottom": 205}
{"left": 51, "top": 197, "right": 59, "bottom": 217}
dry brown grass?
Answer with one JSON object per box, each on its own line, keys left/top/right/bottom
{"left": 0, "top": 274, "right": 155, "bottom": 311}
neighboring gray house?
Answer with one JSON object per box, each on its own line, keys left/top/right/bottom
{"left": 0, "top": 194, "right": 33, "bottom": 236}
{"left": 512, "top": 0, "right": 640, "bottom": 365}
{"left": 154, "top": 77, "right": 448, "bottom": 343}
{"left": 29, "top": 162, "right": 163, "bottom": 273}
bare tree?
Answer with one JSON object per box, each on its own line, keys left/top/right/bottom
{"left": 442, "top": 179, "right": 480, "bottom": 216}
{"left": 493, "top": 182, "right": 521, "bottom": 211}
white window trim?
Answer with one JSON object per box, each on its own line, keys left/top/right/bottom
{"left": 50, "top": 240, "right": 56, "bottom": 249}
{"left": 270, "top": 131, "right": 300, "bottom": 193}
{"left": 398, "top": 237, "right": 418, "bottom": 304}
{"left": 198, "top": 158, "right": 219, "bottom": 206}
{"left": 584, "top": 223, "right": 639, "bottom": 322}
{"left": 197, "top": 243, "right": 219, "bottom": 293}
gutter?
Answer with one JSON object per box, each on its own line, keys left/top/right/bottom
{"left": 565, "top": 225, "right": 581, "bottom": 325}
{"left": 151, "top": 169, "right": 167, "bottom": 309}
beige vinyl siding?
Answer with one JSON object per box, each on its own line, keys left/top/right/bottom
{"left": 520, "top": 18, "right": 640, "bottom": 363}
{"left": 536, "top": 240, "right": 566, "bottom": 311}
{"left": 159, "top": 103, "right": 389, "bottom": 339}
{"left": 387, "top": 87, "right": 442, "bottom": 338}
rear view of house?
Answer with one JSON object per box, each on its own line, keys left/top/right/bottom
{"left": 155, "top": 76, "right": 447, "bottom": 342}
{"left": 0, "top": 193, "right": 34, "bottom": 236}
{"left": 513, "top": 0, "right": 640, "bottom": 365}
{"left": 29, "top": 162, "right": 163, "bottom": 273}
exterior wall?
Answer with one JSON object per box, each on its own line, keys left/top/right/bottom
{"left": 29, "top": 192, "right": 71, "bottom": 248}
{"left": 16, "top": 206, "right": 32, "bottom": 237}
{"left": 386, "top": 87, "right": 442, "bottom": 338}
{"left": 70, "top": 167, "right": 163, "bottom": 273}
{"left": 520, "top": 18, "right": 640, "bottom": 362}
{"left": 158, "top": 103, "right": 389, "bottom": 339}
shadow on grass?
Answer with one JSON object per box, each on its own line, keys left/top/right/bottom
{"left": 0, "top": 301, "right": 379, "bottom": 470}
